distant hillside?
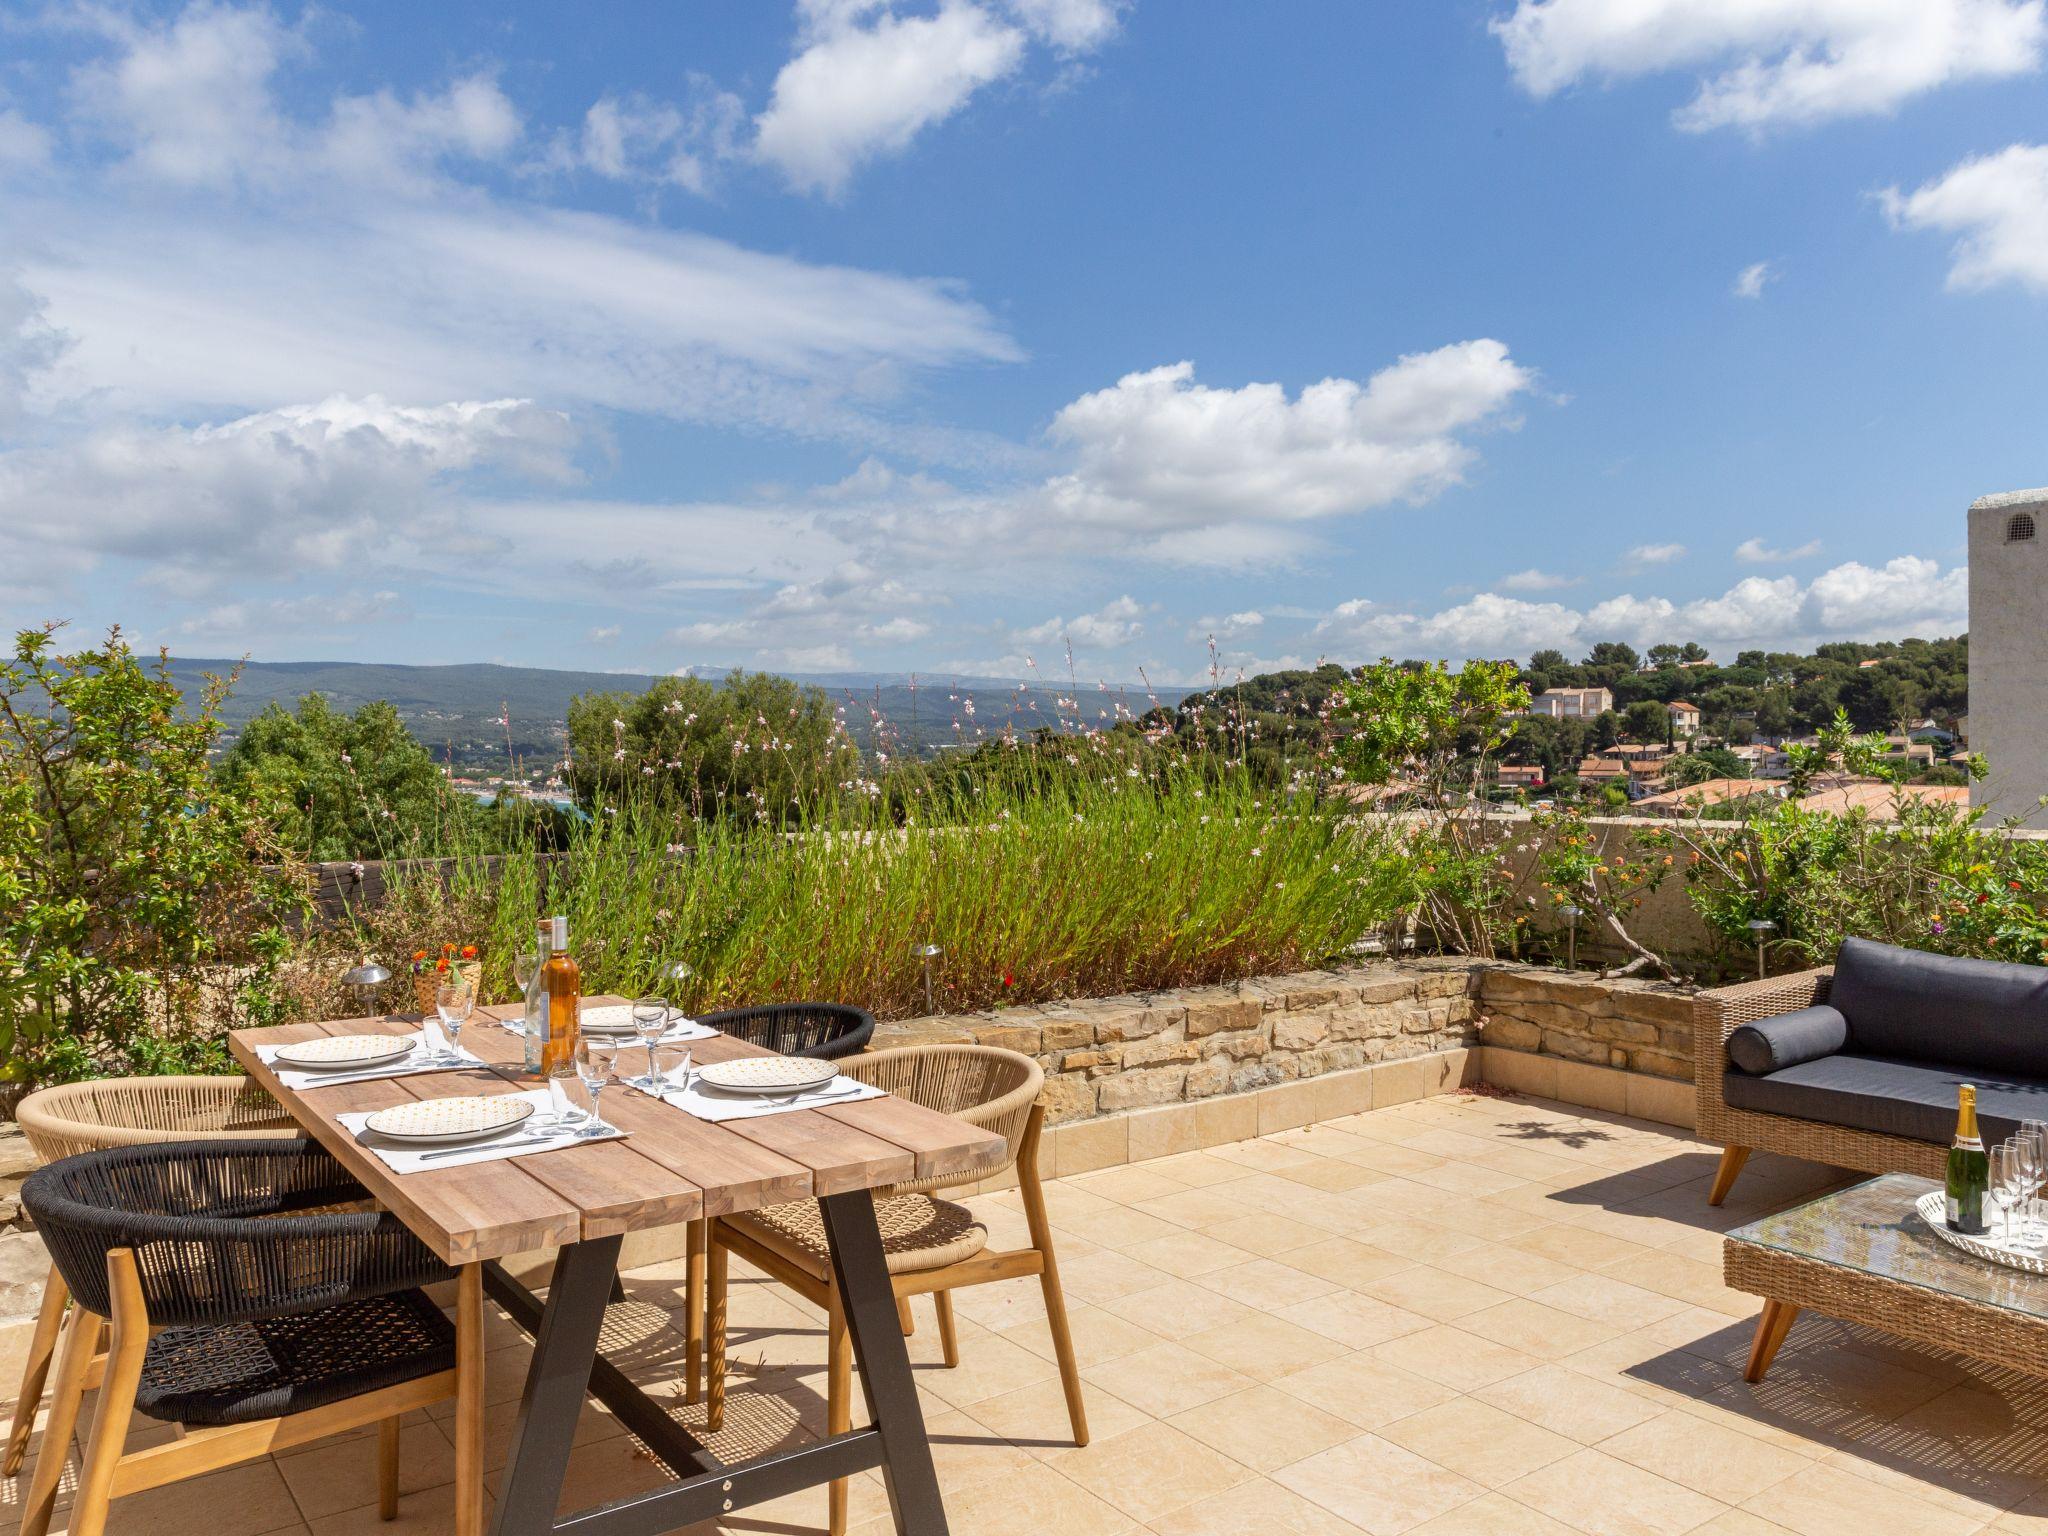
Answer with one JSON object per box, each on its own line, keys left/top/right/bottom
{"left": 169, "top": 658, "right": 1190, "bottom": 773}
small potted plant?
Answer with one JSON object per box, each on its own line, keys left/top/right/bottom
{"left": 410, "top": 943, "right": 481, "bottom": 1015}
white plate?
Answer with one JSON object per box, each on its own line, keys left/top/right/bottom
{"left": 695, "top": 1057, "right": 840, "bottom": 1097}
{"left": 364, "top": 1095, "right": 536, "bottom": 1145}
{"left": 275, "top": 1035, "right": 417, "bottom": 1072}
{"left": 578, "top": 1005, "right": 644, "bottom": 1035}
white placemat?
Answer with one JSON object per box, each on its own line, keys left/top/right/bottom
{"left": 257, "top": 1035, "right": 492, "bottom": 1091}
{"left": 657, "top": 1074, "right": 886, "bottom": 1123}
{"left": 338, "top": 1089, "right": 626, "bottom": 1173}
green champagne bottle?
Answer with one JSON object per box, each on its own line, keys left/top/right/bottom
{"left": 1946, "top": 1084, "right": 1989, "bottom": 1235}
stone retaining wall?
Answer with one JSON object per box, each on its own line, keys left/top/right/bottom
{"left": 1475, "top": 963, "right": 1695, "bottom": 1081}
{"left": 872, "top": 957, "right": 1486, "bottom": 1125}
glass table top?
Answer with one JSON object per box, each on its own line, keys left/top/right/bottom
{"left": 1727, "top": 1173, "right": 2048, "bottom": 1322}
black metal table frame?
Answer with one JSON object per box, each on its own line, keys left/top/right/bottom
{"left": 483, "top": 1190, "right": 950, "bottom": 1536}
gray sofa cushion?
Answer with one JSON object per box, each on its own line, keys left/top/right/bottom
{"left": 1723, "top": 1053, "right": 2048, "bottom": 1145}
{"left": 1727, "top": 1005, "right": 1848, "bottom": 1075}
{"left": 1831, "top": 936, "right": 2048, "bottom": 1078}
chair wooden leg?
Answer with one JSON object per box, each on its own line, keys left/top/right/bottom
{"left": 5, "top": 1264, "right": 68, "bottom": 1477}
{"left": 452, "top": 1263, "right": 483, "bottom": 1536}
{"left": 706, "top": 1230, "right": 728, "bottom": 1434}
{"left": 895, "top": 1295, "right": 916, "bottom": 1337}
{"left": 826, "top": 1298, "right": 852, "bottom": 1536}
{"left": 67, "top": 1251, "right": 147, "bottom": 1536}
{"left": 1744, "top": 1299, "right": 1799, "bottom": 1382}
{"left": 1016, "top": 1113, "right": 1088, "bottom": 1447}
{"left": 684, "top": 1216, "right": 706, "bottom": 1405}
{"left": 933, "top": 1289, "right": 959, "bottom": 1368}
{"left": 20, "top": 1306, "right": 101, "bottom": 1536}
{"left": 377, "top": 1418, "right": 400, "bottom": 1521}
{"left": 1708, "top": 1146, "right": 1752, "bottom": 1206}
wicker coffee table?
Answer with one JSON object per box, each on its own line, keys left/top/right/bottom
{"left": 1724, "top": 1172, "right": 2048, "bottom": 1382}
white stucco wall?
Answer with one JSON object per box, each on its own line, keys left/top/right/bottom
{"left": 1969, "top": 488, "right": 2048, "bottom": 827}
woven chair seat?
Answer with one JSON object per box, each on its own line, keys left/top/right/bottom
{"left": 730, "top": 1195, "right": 987, "bottom": 1279}
{"left": 135, "top": 1288, "right": 455, "bottom": 1427}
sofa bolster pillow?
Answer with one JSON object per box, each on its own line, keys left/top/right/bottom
{"left": 1727, "top": 1005, "right": 1850, "bottom": 1076}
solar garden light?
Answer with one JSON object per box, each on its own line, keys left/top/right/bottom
{"left": 1747, "top": 919, "right": 1778, "bottom": 980}
{"left": 340, "top": 959, "right": 391, "bottom": 1020}
{"left": 914, "top": 944, "right": 943, "bottom": 1016}
{"left": 1559, "top": 905, "right": 1584, "bottom": 972}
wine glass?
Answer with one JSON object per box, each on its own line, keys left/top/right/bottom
{"left": 1993, "top": 1142, "right": 2025, "bottom": 1244}
{"left": 576, "top": 1036, "right": 619, "bottom": 1138}
{"left": 434, "top": 977, "right": 476, "bottom": 1065}
{"left": 630, "top": 996, "right": 670, "bottom": 1091}
{"left": 2018, "top": 1128, "right": 2048, "bottom": 1246}
{"left": 514, "top": 948, "right": 539, "bottom": 1034}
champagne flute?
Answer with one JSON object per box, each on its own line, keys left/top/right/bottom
{"left": 434, "top": 976, "right": 476, "bottom": 1065}
{"left": 1993, "top": 1142, "right": 2024, "bottom": 1244}
{"left": 576, "top": 1036, "right": 619, "bottom": 1138}
{"left": 2020, "top": 1128, "right": 2048, "bottom": 1245}
{"left": 631, "top": 996, "right": 670, "bottom": 1091}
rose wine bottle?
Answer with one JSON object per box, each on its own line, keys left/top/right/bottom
{"left": 540, "top": 915, "right": 582, "bottom": 1076}
{"left": 1946, "top": 1084, "right": 1988, "bottom": 1234}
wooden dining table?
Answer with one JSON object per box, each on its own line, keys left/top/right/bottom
{"left": 230, "top": 999, "right": 1004, "bottom": 1536}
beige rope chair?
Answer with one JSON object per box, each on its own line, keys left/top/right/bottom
{"left": 706, "top": 1045, "right": 1084, "bottom": 1536}
{"left": 6, "top": 1077, "right": 298, "bottom": 1479}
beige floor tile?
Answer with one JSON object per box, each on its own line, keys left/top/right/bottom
{"left": 1738, "top": 1459, "right": 1985, "bottom": 1536}
{"left": 1504, "top": 1447, "right": 1730, "bottom": 1536}
{"left": 909, "top": 1460, "right": 1135, "bottom": 1536}
{"left": 1277, "top": 1290, "right": 1436, "bottom": 1350}
{"left": 1273, "top": 1352, "right": 1460, "bottom": 1430}
{"left": 1119, "top": 1228, "right": 1256, "bottom": 1276}
{"left": 106, "top": 1459, "right": 311, "bottom": 1536}
{"left": 918, "top": 1325, "right": 1062, "bottom": 1410}
{"left": 1404, "top": 1161, "right": 1531, "bottom": 1198}
{"left": 1461, "top": 1297, "right": 1619, "bottom": 1360}
{"left": 1526, "top": 1273, "right": 1694, "bottom": 1331}
{"left": 1146, "top": 1474, "right": 1374, "bottom": 1535}
{"left": 1082, "top": 1340, "right": 1259, "bottom": 1418}
{"left": 1007, "top": 1301, "right": 1160, "bottom": 1365}
{"left": 1181, "top": 1313, "right": 1351, "bottom": 1384}
{"left": 1511, "top": 1224, "right": 1664, "bottom": 1272}
{"left": 308, "top": 1475, "right": 487, "bottom": 1536}
{"left": 1201, "top": 1212, "right": 1343, "bottom": 1256}
{"left": 1597, "top": 1410, "right": 1811, "bottom": 1503}
{"left": 1275, "top": 1431, "right": 1487, "bottom": 1535}
{"left": 1167, "top": 1384, "right": 1364, "bottom": 1473}
{"left": 1072, "top": 1165, "right": 1189, "bottom": 1205}
{"left": 1473, "top": 1364, "right": 1666, "bottom": 1443}
{"left": 1368, "top": 1325, "right": 1542, "bottom": 1393}
{"left": 1058, "top": 1248, "right": 1174, "bottom": 1305}
{"left": 1053, "top": 1420, "right": 1256, "bottom": 1523}
{"left": 962, "top": 1373, "right": 1137, "bottom": 1456}
{"left": 1132, "top": 1186, "right": 1263, "bottom": 1232}
{"left": 1436, "top": 1242, "right": 1583, "bottom": 1296}
{"left": 1053, "top": 1204, "right": 1192, "bottom": 1251}
{"left": 1272, "top": 1235, "right": 1417, "bottom": 1289}
{"left": 1353, "top": 1218, "right": 1492, "bottom": 1266}
{"left": 1406, "top": 1490, "right": 1581, "bottom": 1535}
{"left": 276, "top": 1419, "right": 454, "bottom": 1520}
{"left": 1099, "top": 1276, "right": 1259, "bottom": 1338}
{"left": 1198, "top": 1257, "right": 1343, "bottom": 1310}
{"left": 1360, "top": 1266, "right": 1517, "bottom": 1324}
{"left": 1379, "top": 1397, "right": 1578, "bottom": 1486}
{"left": 1277, "top": 1158, "right": 1394, "bottom": 1194}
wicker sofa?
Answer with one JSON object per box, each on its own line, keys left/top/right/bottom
{"left": 1696, "top": 937, "right": 2048, "bottom": 1205}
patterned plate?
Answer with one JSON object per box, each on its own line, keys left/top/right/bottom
{"left": 364, "top": 1095, "right": 536, "bottom": 1145}
{"left": 578, "top": 1005, "right": 642, "bottom": 1035}
{"left": 274, "top": 1035, "right": 417, "bottom": 1072}
{"left": 695, "top": 1057, "right": 840, "bottom": 1097}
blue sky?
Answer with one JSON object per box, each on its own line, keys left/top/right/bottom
{"left": 2, "top": 0, "right": 2044, "bottom": 685}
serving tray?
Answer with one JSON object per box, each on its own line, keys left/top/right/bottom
{"left": 1915, "top": 1189, "right": 2048, "bottom": 1276}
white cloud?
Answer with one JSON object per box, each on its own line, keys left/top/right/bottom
{"left": 1016, "top": 594, "right": 1146, "bottom": 649}
{"left": 1005, "top": 0, "right": 1123, "bottom": 51}
{"left": 0, "top": 109, "right": 53, "bottom": 172}
{"left": 551, "top": 84, "right": 747, "bottom": 194}
{"left": 754, "top": 1, "right": 1029, "bottom": 197}
{"left": 1316, "top": 555, "right": 1968, "bottom": 663}
{"left": 177, "top": 589, "right": 408, "bottom": 641}
{"left": 0, "top": 394, "right": 579, "bottom": 587}
{"left": 1624, "top": 541, "right": 1686, "bottom": 568}
{"left": 1036, "top": 343, "right": 1533, "bottom": 545}
{"left": 1494, "top": 0, "right": 2047, "bottom": 132}
{"left": 1500, "top": 568, "right": 1577, "bottom": 591}
{"left": 587, "top": 624, "right": 622, "bottom": 644}
{"left": 1882, "top": 143, "right": 2048, "bottom": 293}
{"left": 1189, "top": 609, "right": 1264, "bottom": 641}
{"left": 1735, "top": 536, "right": 1823, "bottom": 563}
{"left": 1733, "top": 260, "right": 1774, "bottom": 298}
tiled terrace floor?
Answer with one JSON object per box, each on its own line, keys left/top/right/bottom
{"left": 13, "top": 1090, "right": 2048, "bottom": 1535}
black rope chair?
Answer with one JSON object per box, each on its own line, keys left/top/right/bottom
{"left": 698, "top": 1001, "right": 874, "bottom": 1060}
{"left": 18, "top": 1140, "right": 460, "bottom": 1536}
{"left": 663, "top": 1002, "right": 874, "bottom": 1404}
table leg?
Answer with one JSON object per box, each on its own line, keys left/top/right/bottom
{"left": 819, "top": 1191, "right": 950, "bottom": 1536}
{"left": 1744, "top": 1299, "right": 1799, "bottom": 1383}
{"left": 487, "top": 1236, "right": 624, "bottom": 1536}
{"left": 455, "top": 1264, "right": 485, "bottom": 1536}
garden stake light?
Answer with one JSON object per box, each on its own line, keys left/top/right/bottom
{"left": 915, "top": 944, "right": 942, "bottom": 1015}
{"left": 1560, "top": 905, "right": 1583, "bottom": 972}
{"left": 1747, "top": 918, "right": 1778, "bottom": 979}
